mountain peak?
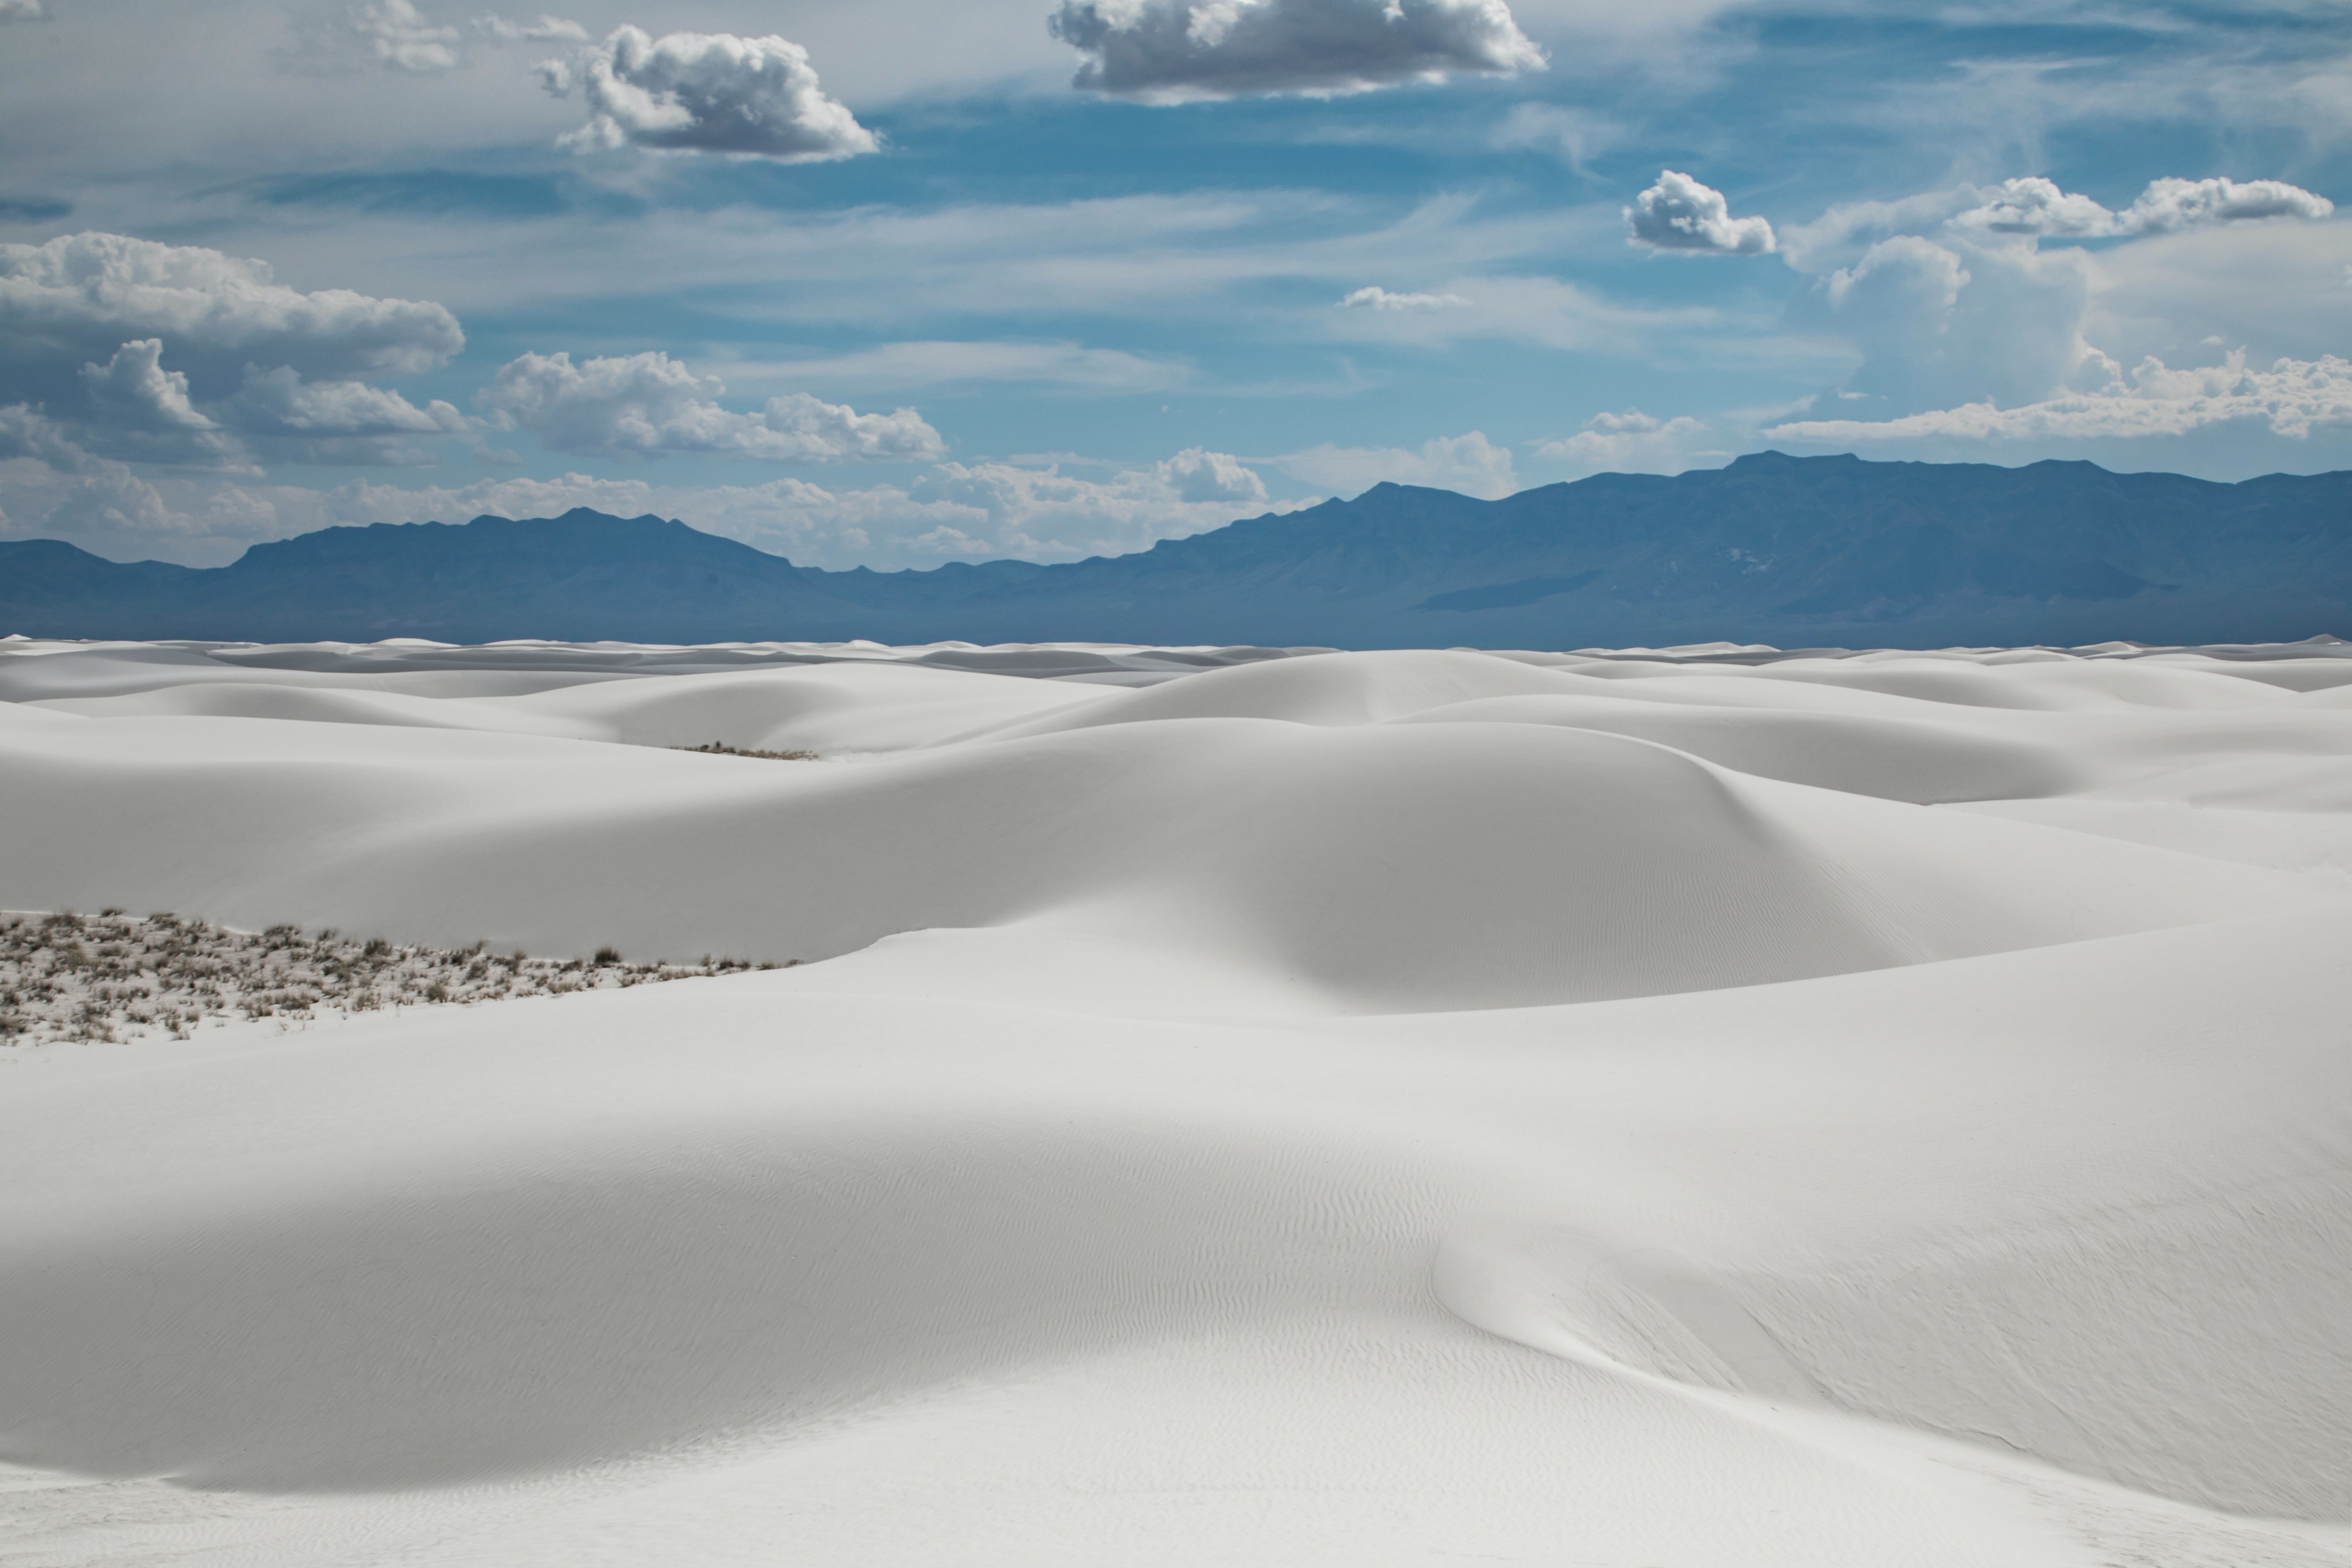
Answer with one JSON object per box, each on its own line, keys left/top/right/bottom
{"left": 1723, "top": 449, "right": 1875, "bottom": 472}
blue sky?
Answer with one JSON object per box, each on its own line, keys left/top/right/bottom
{"left": 5, "top": 0, "right": 2352, "bottom": 568}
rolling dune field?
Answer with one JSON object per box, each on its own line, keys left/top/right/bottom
{"left": 3, "top": 634, "right": 2351, "bottom": 1567}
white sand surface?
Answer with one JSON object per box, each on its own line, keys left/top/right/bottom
{"left": 3, "top": 634, "right": 2351, "bottom": 1566}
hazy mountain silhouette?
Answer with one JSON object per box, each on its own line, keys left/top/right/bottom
{"left": 7, "top": 453, "right": 2349, "bottom": 647}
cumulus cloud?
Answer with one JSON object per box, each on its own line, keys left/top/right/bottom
{"left": 0, "top": 234, "right": 468, "bottom": 472}
{"left": 1825, "top": 234, "right": 1970, "bottom": 318}
{"left": 538, "top": 27, "right": 878, "bottom": 162}
{"left": 1339, "top": 286, "right": 1468, "bottom": 310}
{"left": 0, "top": 404, "right": 92, "bottom": 470}
{"left": 0, "top": 0, "right": 47, "bottom": 20}
{"left": 0, "top": 232, "right": 464, "bottom": 402}
{"left": 1765, "top": 351, "right": 2352, "bottom": 445}
{"left": 442, "top": 451, "right": 1273, "bottom": 564}
{"left": 894, "top": 451, "right": 1277, "bottom": 559}
{"left": 0, "top": 448, "right": 1297, "bottom": 570}
{"left": 1153, "top": 445, "right": 1268, "bottom": 503}
{"left": 223, "top": 366, "right": 454, "bottom": 438}
{"left": 1944, "top": 176, "right": 2125, "bottom": 240}
{"left": 1273, "top": 430, "right": 1516, "bottom": 497}
{"left": 73, "top": 340, "right": 246, "bottom": 467}
{"left": 1773, "top": 167, "right": 2339, "bottom": 440}
{"left": 50, "top": 341, "right": 468, "bottom": 470}
{"left": 478, "top": 350, "right": 944, "bottom": 463}
{"left": 1046, "top": 0, "right": 1544, "bottom": 102}
{"left": 350, "top": 0, "right": 462, "bottom": 74}
{"left": 1625, "top": 170, "right": 1776, "bottom": 255}
{"left": 2125, "top": 176, "right": 2335, "bottom": 233}
{"left": 1532, "top": 409, "right": 1721, "bottom": 473}
{"left": 219, "top": 365, "right": 472, "bottom": 465}
{"left": 1812, "top": 233, "right": 2111, "bottom": 419}
{"left": 79, "top": 341, "right": 215, "bottom": 436}
{"left": 1951, "top": 174, "right": 2334, "bottom": 239}
{"left": 0, "top": 442, "right": 302, "bottom": 562}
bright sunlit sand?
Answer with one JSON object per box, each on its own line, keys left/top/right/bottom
{"left": 4, "top": 635, "right": 2351, "bottom": 1567}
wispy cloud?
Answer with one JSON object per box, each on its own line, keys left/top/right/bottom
{"left": 350, "top": 0, "right": 462, "bottom": 75}
{"left": 1339, "top": 286, "right": 1469, "bottom": 310}
{"left": 1532, "top": 408, "right": 1724, "bottom": 473}
{"left": 1272, "top": 430, "right": 1517, "bottom": 496}
{"left": 720, "top": 341, "right": 1196, "bottom": 394}
{"left": 1765, "top": 351, "right": 2352, "bottom": 444}
{"left": 472, "top": 12, "right": 584, "bottom": 44}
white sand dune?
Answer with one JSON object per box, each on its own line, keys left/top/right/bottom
{"left": 3, "top": 635, "right": 2351, "bottom": 1566}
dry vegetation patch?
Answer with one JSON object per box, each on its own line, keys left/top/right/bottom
{"left": 0, "top": 911, "right": 786, "bottom": 1046}
{"left": 674, "top": 742, "right": 820, "bottom": 761}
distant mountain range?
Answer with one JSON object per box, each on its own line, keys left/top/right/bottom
{"left": 6, "top": 452, "right": 2350, "bottom": 647}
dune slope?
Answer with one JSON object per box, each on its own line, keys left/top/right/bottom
{"left": 2, "top": 635, "right": 2350, "bottom": 1567}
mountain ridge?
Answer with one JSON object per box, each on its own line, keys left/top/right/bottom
{"left": 6, "top": 452, "right": 2349, "bottom": 646}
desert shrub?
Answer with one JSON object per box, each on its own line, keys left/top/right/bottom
{"left": 0, "top": 910, "right": 803, "bottom": 1046}
{"left": 674, "top": 741, "right": 820, "bottom": 762}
